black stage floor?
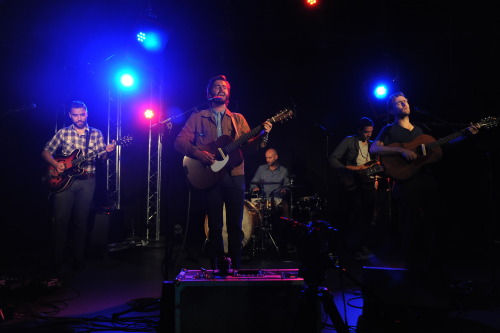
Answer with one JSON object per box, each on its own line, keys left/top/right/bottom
{"left": 1, "top": 225, "right": 500, "bottom": 333}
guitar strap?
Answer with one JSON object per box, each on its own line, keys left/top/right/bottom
{"left": 230, "top": 114, "right": 240, "bottom": 139}
{"left": 84, "top": 128, "right": 91, "bottom": 172}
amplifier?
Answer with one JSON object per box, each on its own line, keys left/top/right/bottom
{"left": 161, "top": 268, "right": 305, "bottom": 333}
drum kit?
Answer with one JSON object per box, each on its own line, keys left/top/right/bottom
{"left": 203, "top": 178, "right": 326, "bottom": 258}
{"left": 240, "top": 181, "right": 325, "bottom": 257}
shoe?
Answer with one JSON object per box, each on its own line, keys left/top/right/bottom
{"left": 361, "top": 246, "right": 375, "bottom": 259}
{"left": 354, "top": 251, "right": 366, "bottom": 260}
{"left": 354, "top": 247, "right": 375, "bottom": 261}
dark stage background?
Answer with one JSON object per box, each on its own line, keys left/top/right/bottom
{"left": 1, "top": 0, "right": 499, "bottom": 260}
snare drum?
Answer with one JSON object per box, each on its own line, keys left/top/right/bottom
{"left": 250, "top": 197, "right": 273, "bottom": 212}
{"left": 204, "top": 200, "right": 261, "bottom": 252}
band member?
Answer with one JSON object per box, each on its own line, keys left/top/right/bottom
{"left": 250, "top": 148, "right": 291, "bottom": 217}
{"left": 174, "top": 75, "right": 272, "bottom": 269}
{"left": 329, "top": 117, "right": 378, "bottom": 260}
{"left": 370, "top": 92, "right": 478, "bottom": 270}
{"left": 42, "top": 101, "right": 116, "bottom": 274}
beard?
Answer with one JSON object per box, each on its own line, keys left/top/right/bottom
{"left": 210, "top": 95, "right": 228, "bottom": 105}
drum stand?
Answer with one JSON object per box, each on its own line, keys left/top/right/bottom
{"left": 250, "top": 203, "right": 280, "bottom": 257}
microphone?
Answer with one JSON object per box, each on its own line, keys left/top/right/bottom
{"left": 208, "top": 96, "right": 223, "bottom": 102}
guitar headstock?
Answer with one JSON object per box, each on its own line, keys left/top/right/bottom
{"left": 476, "top": 116, "right": 499, "bottom": 129}
{"left": 268, "top": 108, "right": 294, "bottom": 124}
{"left": 116, "top": 135, "right": 134, "bottom": 147}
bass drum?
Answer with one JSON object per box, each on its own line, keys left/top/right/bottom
{"left": 204, "top": 200, "right": 261, "bottom": 252}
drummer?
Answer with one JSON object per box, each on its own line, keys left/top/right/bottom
{"left": 250, "top": 148, "right": 291, "bottom": 217}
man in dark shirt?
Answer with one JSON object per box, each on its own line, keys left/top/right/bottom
{"left": 329, "top": 117, "right": 378, "bottom": 260}
{"left": 370, "top": 92, "right": 478, "bottom": 270}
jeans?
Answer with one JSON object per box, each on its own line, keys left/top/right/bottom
{"left": 51, "top": 177, "right": 95, "bottom": 265}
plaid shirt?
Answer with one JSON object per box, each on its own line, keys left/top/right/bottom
{"left": 44, "top": 124, "right": 106, "bottom": 173}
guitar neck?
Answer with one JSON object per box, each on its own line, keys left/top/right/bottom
{"left": 223, "top": 124, "right": 264, "bottom": 154}
{"left": 72, "top": 147, "right": 107, "bottom": 166}
{"left": 427, "top": 128, "right": 468, "bottom": 150}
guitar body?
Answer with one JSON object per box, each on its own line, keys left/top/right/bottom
{"left": 183, "top": 135, "right": 243, "bottom": 190}
{"left": 42, "top": 135, "right": 134, "bottom": 193}
{"left": 381, "top": 134, "right": 443, "bottom": 180}
{"left": 44, "top": 149, "right": 85, "bottom": 193}
{"left": 339, "top": 160, "right": 385, "bottom": 190}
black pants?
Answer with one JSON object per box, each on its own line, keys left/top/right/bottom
{"left": 205, "top": 173, "right": 245, "bottom": 269}
{"left": 393, "top": 172, "right": 444, "bottom": 270}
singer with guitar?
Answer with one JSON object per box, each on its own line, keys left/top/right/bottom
{"left": 329, "top": 117, "right": 380, "bottom": 261}
{"left": 174, "top": 75, "right": 272, "bottom": 270}
{"left": 42, "top": 100, "right": 116, "bottom": 275}
{"left": 370, "top": 92, "right": 479, "bottom": 271}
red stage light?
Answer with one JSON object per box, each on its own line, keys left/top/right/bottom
{"left": 144, "top": 109, "right": 155, "bottom": 119}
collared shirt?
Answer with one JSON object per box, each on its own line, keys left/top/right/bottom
{"left": 250, "top": 164, "right": 291, "bottom": 198}
{"left": 44, "top": 124, "right": 106, "bottom": 173}
{"left": 212, "top": 109, "right": 225, "bottom": 138}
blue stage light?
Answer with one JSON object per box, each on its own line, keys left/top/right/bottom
{"left": 120, "top": 73, "right": 135, "bottom": 88}
{"left": 373, "top": 85, "right": 388, "bottom": 99}
{"left": 136, "top": 30, "right": 166, "bottom": 52}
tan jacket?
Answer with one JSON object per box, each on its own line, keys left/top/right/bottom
{"left": 174, "top": 108, "right": 263, "bottom": 176}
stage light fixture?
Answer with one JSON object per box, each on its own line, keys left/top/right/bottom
{"left": 373, "top": 85, "right": 388, "bottom": 99}
{"left": 144, "top": 109, "right": 154, "bottom": 119}
{"left": 120, "top": 73, "right": 135, "bottom": 88}
{"left": 136, "top": 30, "right": 165, "bottom": 52}
{"left": 306, "top": 0, "right": 318, "bottom": 6}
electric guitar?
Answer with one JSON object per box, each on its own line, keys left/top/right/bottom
{"left": 380, "top": 117, "right": 498, "bottom": 180}
{"left": 339, "top": 160, "right": 385, "bottom": 190}
{"left": 43, "top": 136, "right": 133, "bottom": 193}
{"left": 183, "top": 109, "right": 294, "bottom": 189}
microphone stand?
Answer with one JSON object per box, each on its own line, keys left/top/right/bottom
{"left": 150, "top": 104, "right": 203, "bottom": 128}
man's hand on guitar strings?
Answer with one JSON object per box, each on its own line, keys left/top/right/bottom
{"left": 194, "top": 150, "right": 215, "bottom": 165}
{"left": 106, "top": 140, "right": 117, "bottom": 153}
{"left": 263, "top": 121, "right": 272, "bottom": 133}
{"left": 401, "top": 149, "right": 418, "bottom": 161}
{"left": 467, "top": 123, "right": 479, "bottom": 135}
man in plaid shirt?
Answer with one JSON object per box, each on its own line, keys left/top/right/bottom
{"left": 42, "top": 100, "right": 115, "bottom": 275}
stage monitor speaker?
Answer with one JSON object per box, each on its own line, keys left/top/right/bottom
{"left": 160, "top": 268, "right": 305, "bottom": 333}
{"left": 360, "top": 266, "right": 451, "bottom": 331}
{"left": 88, "top": 210, "right": 126, "bottom": 257}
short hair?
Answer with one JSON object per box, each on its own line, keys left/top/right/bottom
{"left": 358, "top": 117, "right": 374, "bottom": 129}
{"left": 206, "top": 75, "right": 230, "bottom": 97}
{"left": 387, "top": 92, "right": 406, "bottom": 111}
{"left": 266, "top": 148, "right": 278, "bottom": 155}
{"left": 69, "top": 100, "right": 87, "bottom": 111}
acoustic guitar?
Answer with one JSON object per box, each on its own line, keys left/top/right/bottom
{"left": 380, "top": 117, "right": 498, "bottom": 180}
{"left": 183, "top": 109, "right": 294, "bottom": 189}
{"left": 43, "top": 136, "right": 133, "bottom": 193}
